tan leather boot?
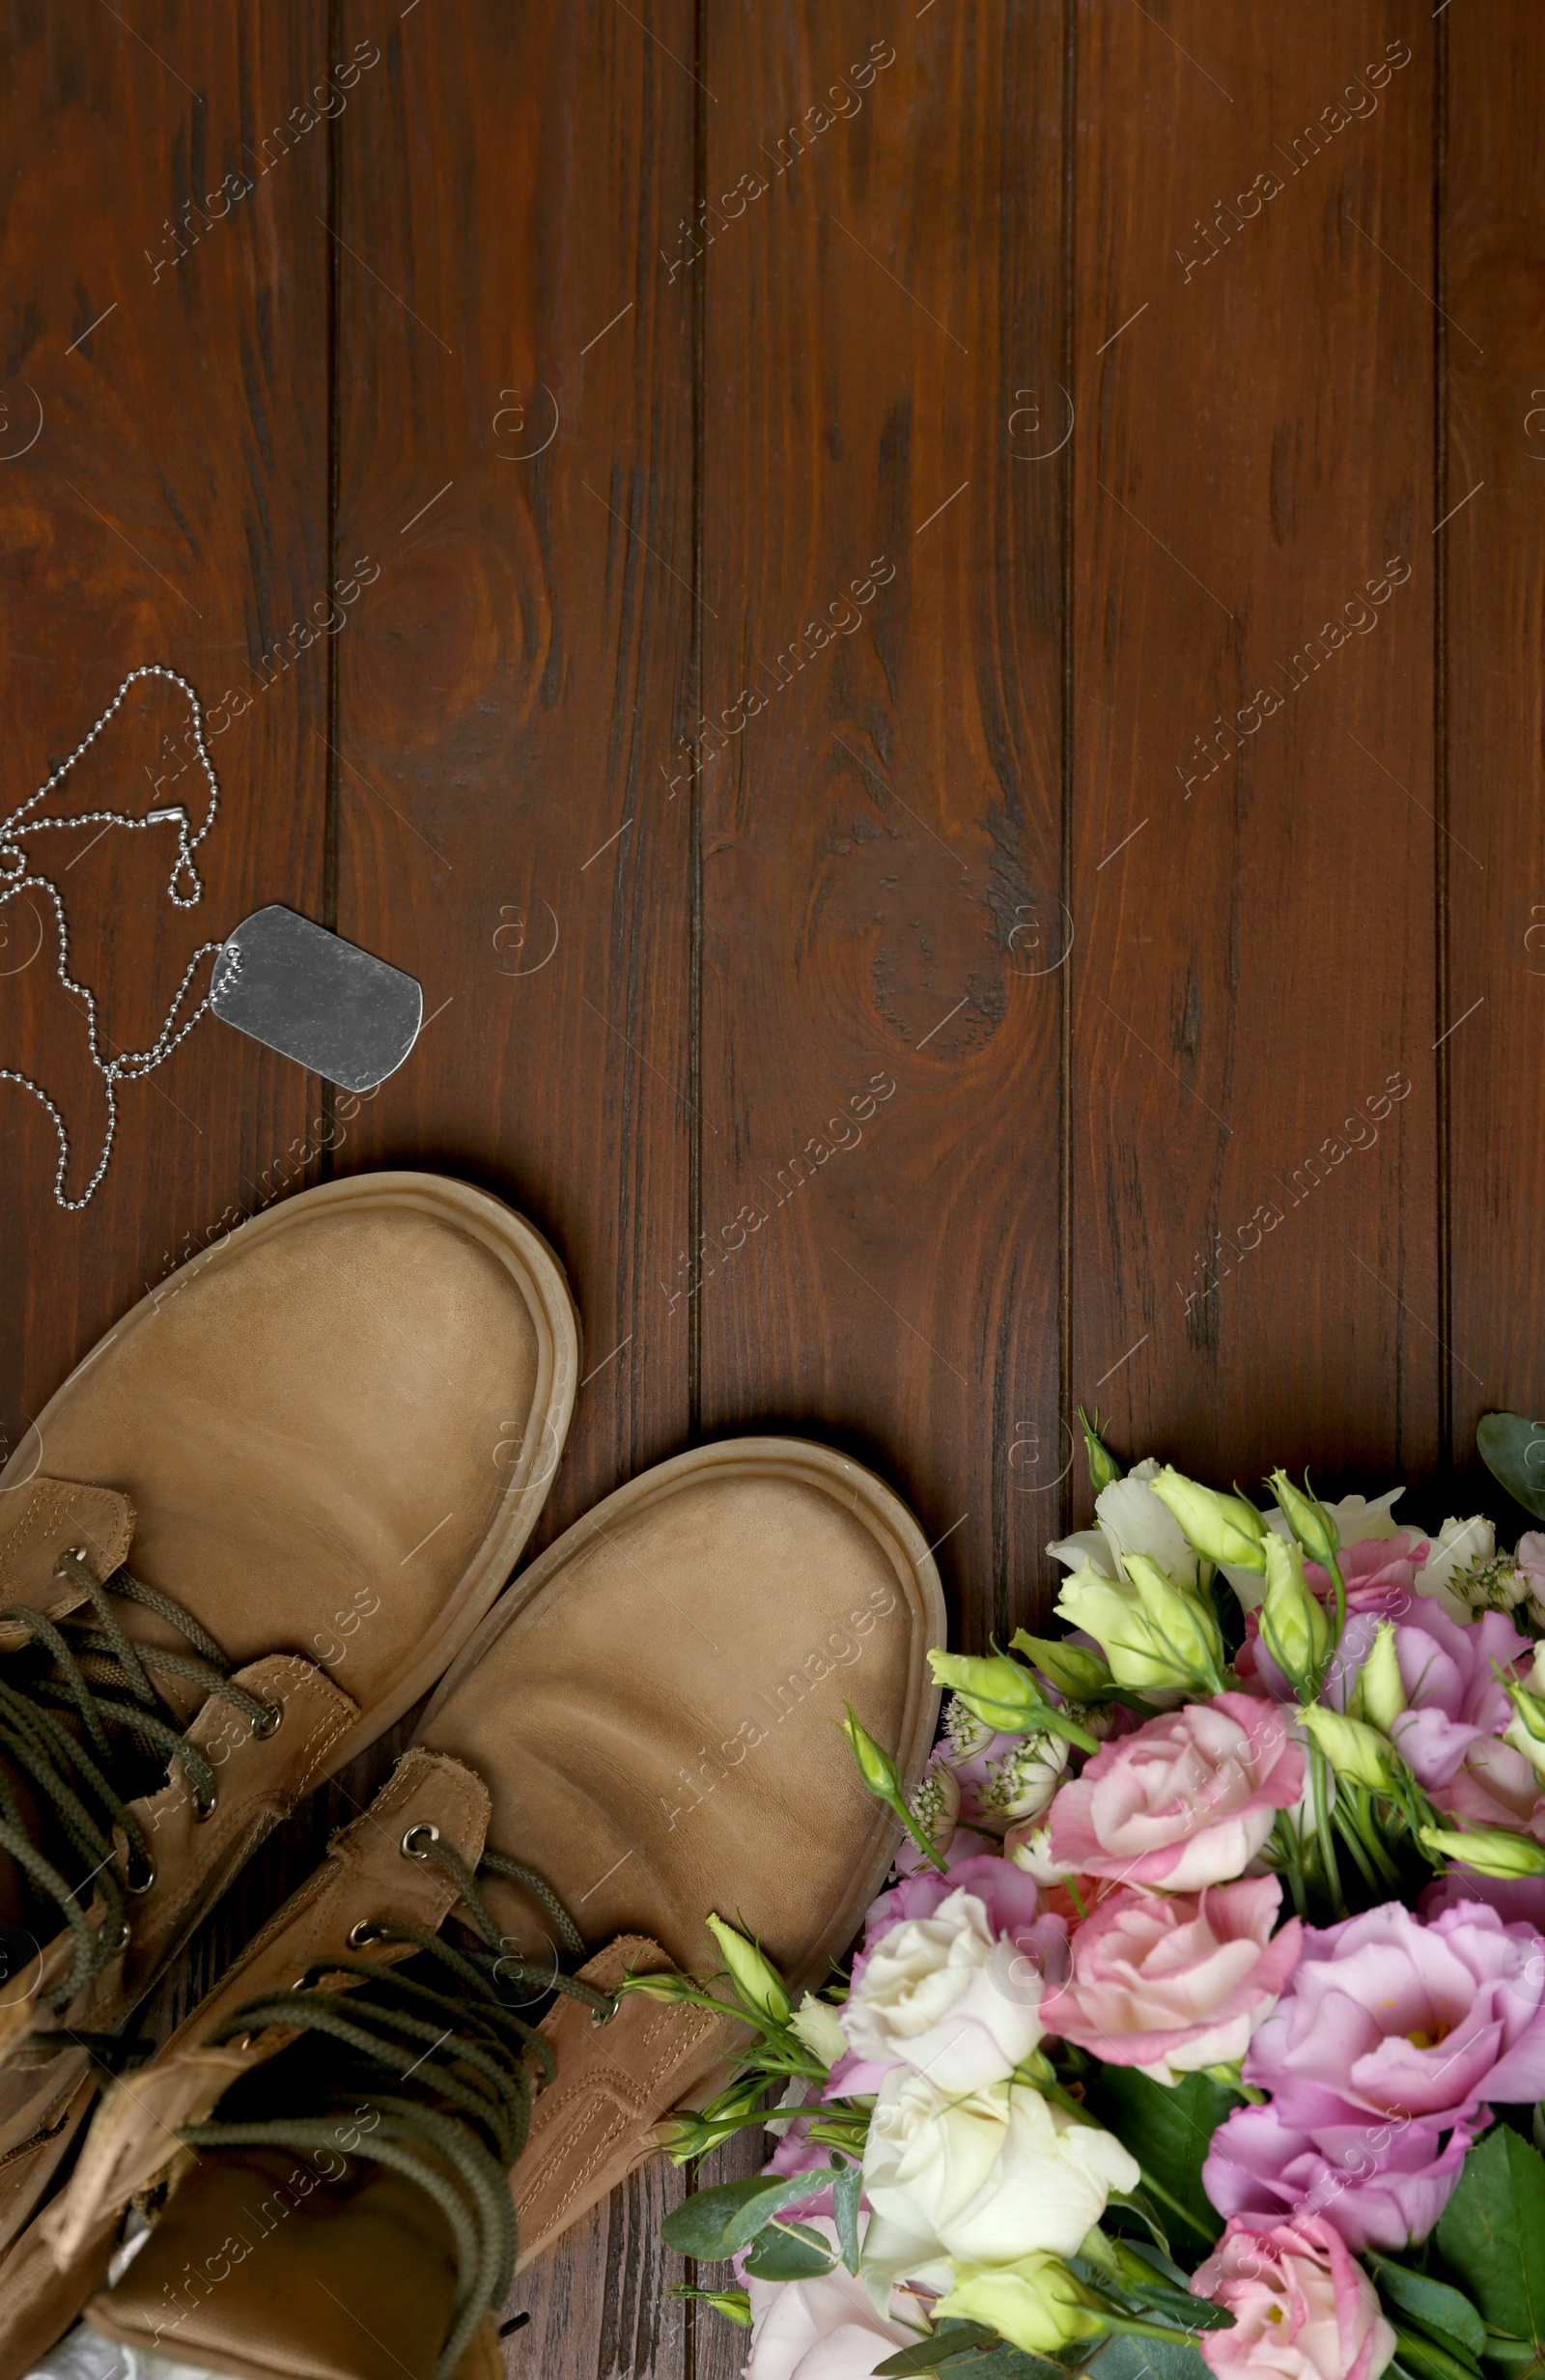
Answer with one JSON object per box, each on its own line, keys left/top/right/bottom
{"left": 63, "top": 1439, "right": 943, "bottom": 2380}
{"left": 0, "top": 1174, "right": 577, "bottom": 2369}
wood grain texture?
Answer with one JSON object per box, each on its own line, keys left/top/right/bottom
{"left": 326, "top": 4, "right": 696, "bottom": 2366}
{"left": 329, "top": 0, "right": 696, "bottom": 1550}
{"left": 3, "top": 6, "right": 1541, "bottom": 2377}
{"left": 1069, "top": 0, "right": 1442, "bottom": 1515}
{"left": 0, "top": 3, "right": 328, "bottom": 1466}
{"left": 1443, "top": 1, "right": 1545, "bottom": 1499}
{"left": 695, "top": 0, "right": 1068, "bottom": 1653}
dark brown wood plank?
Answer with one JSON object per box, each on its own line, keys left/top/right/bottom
{"left": 1070, "top": 1, "right": 1441, "bottom": 1510}
{"left": 0, "top": 6, "right": 328, "bottom": 1467}
{"left": 1443, "top": 4, "right": 1545, "bottom": 1495}
{"left": 695, "top": 1, "right": 1069, "bottom": 1656}
{"left": 328, "top": 5, "right": 696, "bottom": 2368}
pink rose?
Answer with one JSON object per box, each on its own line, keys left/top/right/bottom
{"left": 1206, "top": 1898, "right": 1545, "bottom": 2247}
{"left": 744, "top": 2219, "right": 928, "bottom": 2380}
{"left": 1191, "top": 2214, "right": 1396, "bottom": 2380}
{"left": 1041, "top": 1878, "right": 1301, "bottom": 2083}
{"left": 1047, "top": 1695, "right": 1304, "bottom": 1890}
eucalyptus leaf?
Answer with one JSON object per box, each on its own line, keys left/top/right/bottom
{"left": 742, "top": 2221, "right": 836, "bottom": 2281}
{"left": 1436, "top": 2128, "right": 1545, "bottom": 2363}
{"left": 832, "top": 2157, "right": 862, "bottom": 2276}
{"left": 873, "top": 2323, "right": 999, "bottom": 2374}
{"left": 1477, "top": 1413, "right": 1545, "bottom": 1524}
{"left": 1366, "top": 2254, "right": 1486, "bottom": 2361}
{"left": 661, "top": 2166, "right": 838, "bottom": 2259}
{"left": 1084, "top": 2336, "right": 1211, "bottom": 2380}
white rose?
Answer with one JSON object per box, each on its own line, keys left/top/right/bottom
{"left": 859, "top": 2070, "right": 1140, "bottom": 2305}
{"left": 841, "top": 1889, "right": 1044, "bottom": 2094}
{"left": 1047, "top": 1457, "right": 1199, "bottom": 1592}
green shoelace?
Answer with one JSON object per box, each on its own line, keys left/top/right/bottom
{"left": 0, "top": 1550, "right": 277, "bottom": 2010}
{"left": 180, "top": 1828, "right": 616, "bottom": 2379}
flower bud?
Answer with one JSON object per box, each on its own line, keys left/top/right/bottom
{"left": 620, "top": 1968, "right": 699, "bottom": 2003}
{"left": 936, "top": 2255, "right": 1105, "bottom": 2355}
{"left": 1259, "top": 1535, "right": 1331, "bottom": 1683}
{"left": 705, "top": 1913, "right": 790, "bottom": 2025}
{"left": 1359, "top": 1620, "right": 1407, "bottom": 1734}
{"left": 928, "top": 1650, "right": 1046, "bottom": 1736}
{"left": 1077, "top": 1406, "right": 1123, "bottom": 1495}
{"left": 1418, "top": 1825, "right": 1545, "bottom": 1879}
{"left": 1297, "top": 1704, "right": 1396, "bottom": 1792}
{"left": 840, "top": 1704, "right": 905, "bottom": 1800}
{"left": 1269, "top": 1470, "right": 1339, "bottom": 1567}
{"left": 789, "top": 1992, "right": 849, "bottom": 2069}
{"left": 1149, "top": 1468, "right": 1268, "bottom": 1572}
{"left": 1055, "top": 1553, "right": 1224, "bottom": 1693}
{"left": 1008, "top": 1629, "right": 1113, "bottom": 1701}
{"left": 1504, "top": 1679, "right": 1545, "bottom": 1782}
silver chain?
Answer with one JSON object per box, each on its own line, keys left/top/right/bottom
{"left": 0, "top": 666, "right": 230, "bottom": 1210}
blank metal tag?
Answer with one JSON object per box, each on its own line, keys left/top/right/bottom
{"left": 209, "top": 904, "right": 423, "bottom": 1093}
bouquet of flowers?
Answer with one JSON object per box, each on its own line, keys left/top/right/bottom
{"left": 628, "top": 1411, "right": 1545, "bottom": 2380}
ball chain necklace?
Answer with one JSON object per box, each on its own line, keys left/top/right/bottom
{"left": 0, "top": 666, "right": 423, "bottom": 1211}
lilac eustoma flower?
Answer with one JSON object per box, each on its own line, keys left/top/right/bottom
{"left": 1205, "top": 1898, "right": 1545, "bottom": 2250}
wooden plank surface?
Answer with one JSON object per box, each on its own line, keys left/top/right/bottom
{"left": 694, "top": 0, "right": 1069, "bottom": 1661}
{"left": 1069, "top": 0, "right": 1442, "bottom": 1512}
{"left": 0, "top": 3, "right": 328, "bottom": 1470}
{"left": 1443, "top": 0, "right": 1545, "bottom": 1497}
{"left": 1, "top": 6, "right": 1538, "bottom": 2378}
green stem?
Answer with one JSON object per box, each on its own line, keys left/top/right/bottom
{"left": 1270, "top": 1811, "right": 1308, "bottom": 1917}
{"left": 1332, "top": 1799, "right": 1381, "bottom": 1898}
{"left": 1310, "top": 1742, "right": 1345, "bottom": 1916}
{"left": 1097, "top": 2312, "right": 1209, "bottom": 2346}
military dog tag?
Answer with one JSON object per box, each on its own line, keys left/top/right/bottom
{"left": 209, "top": 904, "right": 423, "bottom": 1093}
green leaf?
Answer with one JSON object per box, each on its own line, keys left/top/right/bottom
{"left": 832, "top": 2157, "right": 862, "bottom": 2276}
{"left": 1477, "top": 1413, "right": 1545, "bottom": 1524}
{"left": 742, "top": 2220, "right": 835, "bottom": 2281}
{"left": 1437, "top": 2128, "right": 1545, "bottom": 2365}
{"left": 1391, "top": 2329, "right": 1487, "bottom": 2380}
{"left": 1085, "top": 2337, "right": 1211, "bottom": 2380}
{"left": 1367, "top": 2255, "right": 1486, "bottom": 2361}
{"left": 873, "top": 2323, "right": 1000, "bottom": 2374}
{"left": 661, "top": 2167, "right": 837, "bottom": 2260}
{"left": 1083, "top": 2068, "right": 1236, "bottom": 2251}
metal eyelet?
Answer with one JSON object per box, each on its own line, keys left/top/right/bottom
{"left": 194, "top": 1790, "right": 217, "bottom": 1824}
{"left": 400, "top": 1823, "right": 440, "bottom": 1860}
{"left": 252, "top": 1703, "right": 284, "bottom": 1740}
{"left": 126, "top": 1855, "right": 156, "bottom": 1897}
{"left": 53, "top": 1546, "right": 89, "bottom": 1580}
{"left": 590, "top": 1998, "right": 619, "bottom": 2029}
{"left": 348, "top": 1917, "right": 385, "bottom": 1949}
